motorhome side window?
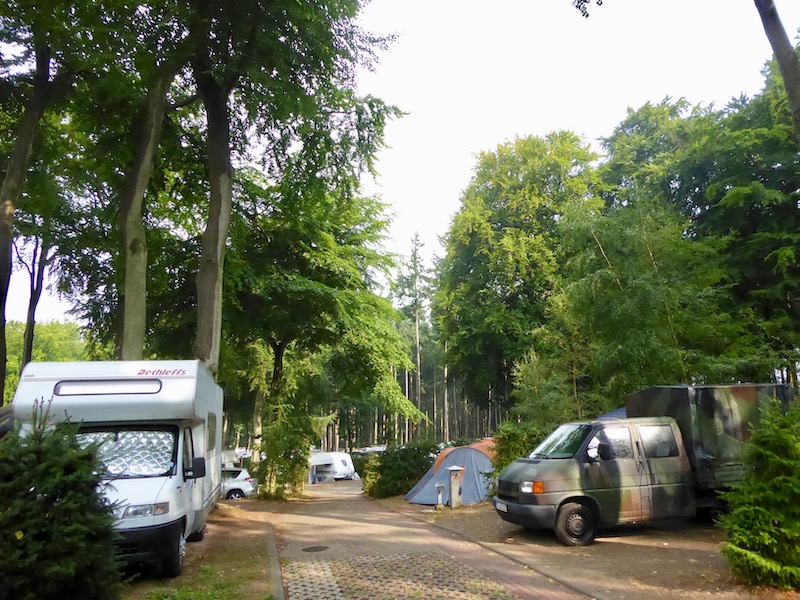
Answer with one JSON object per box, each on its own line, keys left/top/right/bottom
{"left": 207, "top": 412, "right": 217, "bottom": 452}
{"left": 54, "top": 379, "right": 162, "bottom": 395}
{"left": 587, "top": 427, "right": 633, "bottom": 459}
{"left": 638, "top": 424, "right": 679, "bottom": 458}
{"left": 183, "top": 428, "right": 195, "bottom": 473}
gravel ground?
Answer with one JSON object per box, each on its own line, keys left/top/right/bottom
{"left": 378, "top": 495, "right": 800, "bottom": 600}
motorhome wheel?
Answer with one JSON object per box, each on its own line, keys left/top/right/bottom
{"left": 163, "top": 531, "right": 186, "bottom": 578}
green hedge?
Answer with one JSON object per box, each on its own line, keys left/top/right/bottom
{"left": 362, "top": 441, "right": 438, "bottom": 499}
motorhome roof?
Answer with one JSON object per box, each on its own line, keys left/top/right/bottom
{"left": 12, "top": 360, "right": 218, "bottom": 424}
{"left": 17, "top": 360, "right": 203, "bottom": 381}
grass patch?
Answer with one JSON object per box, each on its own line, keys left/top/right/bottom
{"left": 122, "top": 502, "right": 276, "bottom": 600}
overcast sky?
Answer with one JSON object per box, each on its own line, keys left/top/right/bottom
{"left": 356, "top": 0, "right": 800, "bottom": 263}
{"left": 8, "top": 0, "right": 800, "bottom": 322}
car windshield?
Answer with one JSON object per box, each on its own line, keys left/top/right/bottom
{"left": 528, "top": 424, "right": 593, "bottom": 459}
{"left": 77, "top": 428, "right": 177, "bottom": 478}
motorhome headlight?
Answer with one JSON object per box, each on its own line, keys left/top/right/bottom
{"left": 519, "top": 481, "right": 544, "bottom": 494}
{"left": 123, "top": 502, "right": 170, "bottom": 518}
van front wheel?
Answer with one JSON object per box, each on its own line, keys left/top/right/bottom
{"left": 162, "top": 531, "right": 186, "bottom": 578}
{"left": 555, "top": 502, "right": 597, "bottom": 546}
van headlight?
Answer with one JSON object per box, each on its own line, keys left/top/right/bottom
{"left": 122, "top": 502, "right": 170, "bottom": 518}
{"left": 519, "top": 481, "right": 544, "bottom": 494}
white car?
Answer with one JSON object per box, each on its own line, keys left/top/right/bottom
{"left": 221, "top": 468, "right": 258, "bottom": 499}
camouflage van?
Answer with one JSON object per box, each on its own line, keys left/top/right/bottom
{"left": 494, "top": 384, "right": 794, "bottom": 546}
{"left": 494, "top": 416, "right": 695, "bottom": 545}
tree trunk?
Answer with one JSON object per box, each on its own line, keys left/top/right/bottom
{"left": 119, "top": 71, "right": 173, "bottom": 360}
{"left": 755, "top": 0, "right": 800, "bottom": 137}
{"left": 21, "top": 237, "right": 52, "bottom": 368}
{"left": 192, "top": 62, "right": 233, "bottom": 373}
{"left": 0, "top": 41, "right": 52, "bottom": 398}
{"left": 443, "top": 358, "right": 449, "bottom": 443}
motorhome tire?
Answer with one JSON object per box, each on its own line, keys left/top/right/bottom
{"left": 555, "top": 502, "right": 597, "bottom": 546}
{"left": 187, "top": 526, "right": 205, "bottom": 542}
{"left": 162, "top": 531, "right": 186, "bottom": 577}
{"left": 227, "top": 489, "right": 245, "bottom": 500}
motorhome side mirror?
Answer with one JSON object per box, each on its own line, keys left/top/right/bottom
{"left": 188, "top": 456, "right": 206, "bottom": 479}
{"left": 597, "top": 442, "right": 613, "bottom": 461}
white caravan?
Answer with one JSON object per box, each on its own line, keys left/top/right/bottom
{"left": 12, "top": 360, "right": 223, "bottom": 577}
{"left": 309, "top": 451, "right": 356, "bottom": 481}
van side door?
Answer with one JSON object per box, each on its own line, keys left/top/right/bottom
{"left": 635, "top": 423, "right": 695, "bottom": 519}
{"left": 581, "top": 425, "right": 644, "bottom": 524}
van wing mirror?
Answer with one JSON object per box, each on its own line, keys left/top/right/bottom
{"left": 597, "top": 442, "right": 613, "bottom": 461}
{"left": 188, "top": 456, "right": 207, "bottom": 479}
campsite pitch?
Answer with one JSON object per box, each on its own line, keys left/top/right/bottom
{"left": 124, "top": 479, "right": 800, "bottom": 600}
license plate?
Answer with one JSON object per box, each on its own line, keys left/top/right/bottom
{"left": 495, "top": 501, "right": 508, "bottom": 512}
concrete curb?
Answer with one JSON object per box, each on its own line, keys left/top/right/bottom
{"left": 264, "top": 520, "right": 285, "bottom": 600}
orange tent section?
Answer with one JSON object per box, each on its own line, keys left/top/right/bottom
{"left": 432, "top": 438, "right": 496, "bottom": 472}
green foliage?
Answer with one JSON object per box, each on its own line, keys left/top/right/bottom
{"left": 434, "top": 132, "right": 599, "bottom": 410}
{"left": 492, "top": 420, "right": 549, "bottom": 472}
{"left": 4, "top": 321, "right": 87, "bottom": 404}
{"left": 718, "top": 400, "right": 800, "bottom": 590}
{"left": 351, "top": 453, "right": 369, "bottom": 477}
{"left": 0, "top": 402, "right": 123, "bottom": 599}
{"left": 362, "top": 441, "right": 438, "bottom": 499}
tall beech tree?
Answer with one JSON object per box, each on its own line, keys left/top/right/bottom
{"left": 0, "top": 2, "right": 85, "bottom": 396}
{"left": 182, "top": 0, "right": 391, "bottom": 373}
{"left": 601, "top": 90, "right": 800, "bottom": 385}
{"left": 434, "top": 132, "right": 598, "bottom": 416}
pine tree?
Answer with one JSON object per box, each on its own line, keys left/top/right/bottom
{"left": 719, "top": 399, "right": 800, "bottom": 589}
{"left": 0, "top": 401, "right": 124, "bottom": 600}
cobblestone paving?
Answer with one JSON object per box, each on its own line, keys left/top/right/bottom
{"left": 282, "top": 551, "right": 522, "bottom": 600}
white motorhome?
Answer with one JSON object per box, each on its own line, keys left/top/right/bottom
{"left": 12, "top": 360, "right": 223, "bottom": 577}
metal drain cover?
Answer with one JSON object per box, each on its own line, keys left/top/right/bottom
{"left": 302, "top": 545, "right": 329, "bottom": 553}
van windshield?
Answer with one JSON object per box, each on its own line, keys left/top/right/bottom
{"left": 528, "top": 424, "right": 592, "bottom": 459}
{"left": 77, "top": 427, "right": 177, "bottom": 478}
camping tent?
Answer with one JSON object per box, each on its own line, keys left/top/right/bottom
{"left": 404, "top": 438, "right": 495, "bottom": 506}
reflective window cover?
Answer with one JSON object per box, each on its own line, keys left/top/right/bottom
{"left": 78, "top": 429, "right": 176, "bottom": 477}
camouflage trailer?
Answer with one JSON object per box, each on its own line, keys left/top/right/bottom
{"left": 624, "top": 384, "right": 794, "bottom": 492}
{"left": 493, "top": 384, "right": 794, "bottom": 546}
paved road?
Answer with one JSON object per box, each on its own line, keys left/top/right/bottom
{"left": 268, "top": 479, "right": 586, "bottom": 600}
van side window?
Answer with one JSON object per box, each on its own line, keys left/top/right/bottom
{"left": 639, "top": 424, "right": 679, "bottom": 458}
{"left": 183, "top": 428, "right": 194, "bottom": 473}
{"left": 588, "top": 426, "right": 633, "bottom": 459}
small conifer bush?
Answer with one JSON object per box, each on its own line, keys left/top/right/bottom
{"left": 0, "top": 401, "right": 124, "bottom": 600}
{"left": 718, "top": 398, "right": 800, "bottom": 590}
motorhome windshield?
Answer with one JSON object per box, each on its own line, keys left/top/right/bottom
{"left": 528, "top": 424, "right": 593, "bottom": 459}
{"left": 77, "top": 427, "right": 177, "bottom": 478}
